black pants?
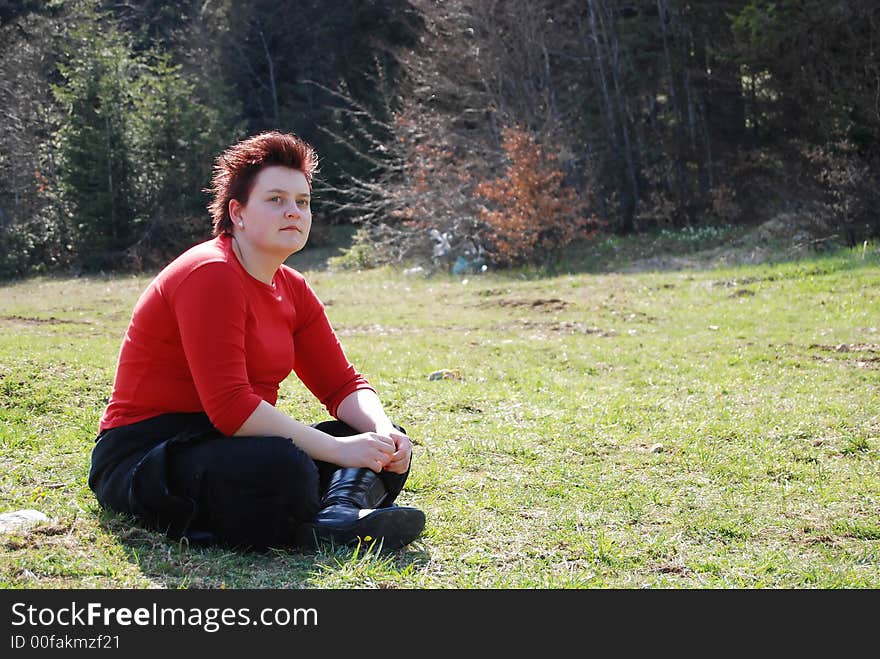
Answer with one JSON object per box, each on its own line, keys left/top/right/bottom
{"left": 88, "top": 412, "right": 410, "bottom": 550}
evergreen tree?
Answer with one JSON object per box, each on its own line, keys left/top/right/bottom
{"left": 130, "top": 51, "right": 241, "bottom": 265}
{"left": 53, "top": 4, "right": 139, "bottom": 268}
{"left": 53, "top": 1, "right": 240, "bottom": 270}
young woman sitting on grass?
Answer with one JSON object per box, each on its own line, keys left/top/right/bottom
{"left": 88, "top": 131, "right": 425, "bottom": 552}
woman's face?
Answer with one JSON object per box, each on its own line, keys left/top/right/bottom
{"left": 231, "top": 165, "right": 312, "bottom": 259}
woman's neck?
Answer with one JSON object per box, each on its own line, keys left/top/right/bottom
{"left": 230, "top": 235, "right": 278, "bottom": 286}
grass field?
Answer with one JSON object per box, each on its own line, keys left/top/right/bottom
{"left": 1, "top": 236, "right": 878, "bottom": 588}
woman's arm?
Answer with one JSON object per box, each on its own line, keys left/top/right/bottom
{"left": 235, "top": 399, "right": 394, "bottom": 472}
{"left": 284, "top": 275, "right": 410, "bottom": 472}
{"left": 335, "top": 388, "right": 396, "bottom": 435}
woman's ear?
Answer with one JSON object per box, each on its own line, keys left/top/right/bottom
{"left": 228, "top": 198, "right": 243, "bottom": 224}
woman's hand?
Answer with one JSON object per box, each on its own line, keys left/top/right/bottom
{"left": 383, "top": 429, "right": 413, "bottom": 475}
{"left": 335, "top": 391, "right": 414, "bottom": 474}
{"left": 334, "top": 432, "right": 395, "bottom": 473}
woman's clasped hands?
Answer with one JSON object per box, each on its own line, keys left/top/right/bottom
{"left": 335, "top": 429, "right": 413, "bottom": 474}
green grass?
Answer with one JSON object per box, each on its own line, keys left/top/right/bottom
{"left": 1, "top": 240, "right": 879, "bottom": 588}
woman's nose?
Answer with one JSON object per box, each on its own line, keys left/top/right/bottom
{"left": 285, "top": 204, "right": 301, "bottom": 218}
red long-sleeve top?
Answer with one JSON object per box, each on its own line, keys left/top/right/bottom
{"left": 99, "top": 235, "right": 375, "bottom": 435}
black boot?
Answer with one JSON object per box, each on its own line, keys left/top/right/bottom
{"left": 295, "top": 468, "right": 425, "bottom": 550}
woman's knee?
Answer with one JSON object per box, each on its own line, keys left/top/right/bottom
{"left": 311, "top": 419, "right": 408, "bottom": 437}
{"left": 179, "top": 436, "right": 322, "bottom": 548}
{"left": 220, "top": 435, "right": 320, "bottom": 499}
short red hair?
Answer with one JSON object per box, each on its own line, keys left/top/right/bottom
{"left": 207, "top": 131, "right": 319, "bottom": 236}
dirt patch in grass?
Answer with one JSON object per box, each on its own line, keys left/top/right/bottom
{"left": 0, "top": 314, "right": 94, "bottom": 325}
{"left": 809, "top": 343, "right": 880, "bottom": 369}
{"left": 809, "top": 343, "right": 880, "bottom": 353}
{"left": 500, "top": 319, "right": 615, "bottom": 336}
{"left": 812, "top": 356, "right": 880, "bottom": 369}
{"left": 3, "top": 522, "right": 74, "bottom": 551}
{"left": 653, "top": 561, "right": 693, "bottom": 577}
{"left": 482, "top": 297, "right": 570, "bottom": 312}
{"left": 729, "top": 288, "right": 756, "bottom": 298}
{"left": 712, "top": 275, "right": 777, "bottom": 288}
{"left": 798, "top": 533, "right": 845, "bottom": 548}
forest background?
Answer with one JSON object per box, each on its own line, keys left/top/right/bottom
{"left": 1, "top": 0, "right": 879, "bottom": 277}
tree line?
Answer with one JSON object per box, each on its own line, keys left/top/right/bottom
{"left": 1, "top": 0, "right": 878, "bottom": 277}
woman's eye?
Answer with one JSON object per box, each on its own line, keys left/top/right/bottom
{"left": 297, "top": 199, "right": 310, "bottom": 208}
{"left": 269, "top": 196, "right": 282, "bottom": 203}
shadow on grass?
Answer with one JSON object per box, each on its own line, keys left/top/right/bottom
{"left": 98, "top": 510, "right": 430, "bottom": 589}
{"left": 313, "top": 224, "right": 878, "bottom": 281}
{"left": 473, "top": 234, "right": 880, "bottom": 280}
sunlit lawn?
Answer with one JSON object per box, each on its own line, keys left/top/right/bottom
{"left": 1, "top": 241, "right": 878, "bottom": 588}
